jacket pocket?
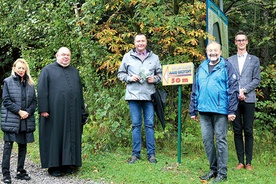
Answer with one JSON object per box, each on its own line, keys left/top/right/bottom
{"left": 218, "top": 92, "right": 220, "bottom": 107}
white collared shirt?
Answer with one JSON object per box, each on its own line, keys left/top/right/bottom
{"left": 237, "top": 52, "right": 247, "bottom": 74}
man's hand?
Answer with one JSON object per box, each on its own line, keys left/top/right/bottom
{"left": 41, "top": 112, "right": 49, "bottom": 118}
{"left": 146, "top": 76, "right": 155, "bottom": 83}
{"left": 191, "top": 115, "right": 198, "bottom": 121}
{"left": 238, "top": 88, "right": 246, "bottom": 101}
{"left": 131, "top": 74, "right": 141, "bottom": 82}
{"left": 228, "top": 114, "right": 236, "bottom": 121}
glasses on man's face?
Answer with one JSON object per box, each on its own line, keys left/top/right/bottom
{"left": 236, "top": 39, "right": 247, "bottom": 43}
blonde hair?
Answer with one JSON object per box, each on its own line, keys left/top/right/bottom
{"left": 11, "top": 58, "right": 35, "bottom": 86}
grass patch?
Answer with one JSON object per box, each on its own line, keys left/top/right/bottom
{"left": 7, "top": 128, "right": 276, "bottom": 184}
{"left": 77, "top": 140, "right": 275, "bottom": 184}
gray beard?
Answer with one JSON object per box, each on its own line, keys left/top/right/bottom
{"left": 210, "top": 58, "right": 219, "bottom": 64}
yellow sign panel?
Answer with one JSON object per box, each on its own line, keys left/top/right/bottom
{"left": 162, "top": 63, "right": 194, "bottom": 86}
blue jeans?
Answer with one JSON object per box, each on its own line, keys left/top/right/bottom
{"left": 200, "top": 113, "right": 228, "bottom": 176}
{"left": 128, "top": 100, "right": 155, "bottom": 159}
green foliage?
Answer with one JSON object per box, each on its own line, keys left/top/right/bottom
{"left": 0, "top": 2, "right": 275, "bottom": 183}
{"left": 0, "top": 0, "right": 275, "bottom": 153}
{"left": 82, "top": 82, "right": 131, "bottom": 151}
{"left": 255, "top": 64, "right": 276, "bottom": 134}
{"left": 182, "top": 118, "right": 203, "bottom": 151}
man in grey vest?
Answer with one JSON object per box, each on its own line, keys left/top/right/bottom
{"left": 228, "top": 31, "right": 261, "bottom": 171}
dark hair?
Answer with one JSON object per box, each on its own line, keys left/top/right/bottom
{"left": 235, "top": 31, "right": 248, "bottom": 40}
{"left": 134, "top": 33, "right": 147, "bottom": 41}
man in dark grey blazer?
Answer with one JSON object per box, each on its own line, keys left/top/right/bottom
{"left": 228, "top": 31, "right": 261, "bottom": 171}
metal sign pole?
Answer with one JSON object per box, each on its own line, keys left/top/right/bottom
{"left": 162, "top": 63, "right": 194, "bottom": 164}
{"left": 177, "top": 85, "right": 182, "bottom": 163}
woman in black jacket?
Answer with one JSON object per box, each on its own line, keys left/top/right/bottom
{"left": 1, "top": 58, "right": 36, "bottom": 183}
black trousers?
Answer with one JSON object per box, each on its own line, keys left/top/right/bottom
{"left": 2, "top": 141, "right": 27, "bottom": 176}
{"left": 232, "top": 101, "right": 255, "bottom": 165}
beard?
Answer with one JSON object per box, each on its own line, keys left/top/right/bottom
{"left": 209, "top": 54, "right": 220, "bottom": 64}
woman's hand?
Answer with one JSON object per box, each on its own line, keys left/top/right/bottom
{"left": 19, "top": 110, "right": 29, "bottom": 119}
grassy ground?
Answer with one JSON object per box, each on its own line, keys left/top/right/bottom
{"left": 16, "top": 129, "right": 276, "bottom": 184}
{"left": 77, "top": 131, "right": 276, "bottom": 184}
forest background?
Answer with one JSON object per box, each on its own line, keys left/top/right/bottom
{"left": 0, "top": 0, "right": 275, "bottom": 183}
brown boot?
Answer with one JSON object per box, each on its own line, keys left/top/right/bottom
{"left": 235, "top": 163, "right": 245, "bottom": 170}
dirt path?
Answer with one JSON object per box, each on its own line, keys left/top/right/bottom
{"left": 0, "top": 141, "right": 103, "bottom": 184}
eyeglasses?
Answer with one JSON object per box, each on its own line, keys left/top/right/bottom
{"left": 236, "top": 39, "right": 247, "bottom": 43}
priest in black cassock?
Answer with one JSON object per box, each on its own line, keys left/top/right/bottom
{"left": 37, "top": 47, "right": 87, "bottom": 177}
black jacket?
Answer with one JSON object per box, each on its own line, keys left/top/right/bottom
{"left": 1, "top": 75, "right": 36, "bottom": 133}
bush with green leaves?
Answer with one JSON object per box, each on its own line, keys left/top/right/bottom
{"left": 0, "top": 0, "right": 275, "bottom": 154}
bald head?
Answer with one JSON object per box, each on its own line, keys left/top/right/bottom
{"left": 56, "top": 47, "right": 71, "bottom": 67}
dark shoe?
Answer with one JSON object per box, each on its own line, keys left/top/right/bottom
{"left": 212, "top": 175, "right": 227, "bottom": 183}
{"left": 148, "top": 155, "right": 157, "bottom": 164}
{"left": 48, "top": 167, "right": 63, "bottom": 177}
{"left": 2, "top": 176, "right": 11, "bottom": 184}
{"left": 199, "top": 171, "right": 217, "bottom": 180}
{"left": 15, "top": 171, "right": 31, "bottom": 180}
{"left": 49, "top": 170, "right": 63, "bottom": 177}
{"left": 64, "top": 168, "right": 74, "bottom": 174}
{"left": 128, "top": 156, "right": 139, "bottom": 164}
{"left": 61, "top": 166, "right": 77, "bottom": 174}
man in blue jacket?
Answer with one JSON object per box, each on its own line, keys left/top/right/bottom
{"left": 189, "top": 41, "right": 239, "bottom": 183}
